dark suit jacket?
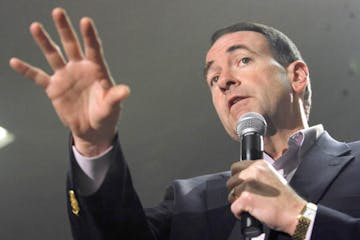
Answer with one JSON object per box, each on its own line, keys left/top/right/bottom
{"left": 67, "top": 131, "right": 360, "bottom": 239}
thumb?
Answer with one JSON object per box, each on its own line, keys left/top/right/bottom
{"left": 105, "top": 84, "right": 131, "bottom": 108}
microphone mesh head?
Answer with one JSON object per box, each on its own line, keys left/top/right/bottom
{"left": 236, "top": 112, "right": 267, "bottom": 137}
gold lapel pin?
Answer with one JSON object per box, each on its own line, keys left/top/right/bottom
{"left": 69, "top": 190, "right": 80, "bottom": 216}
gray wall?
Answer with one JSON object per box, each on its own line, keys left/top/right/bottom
{"left": 1, "top": 0, "right": 359, "bottom": 238}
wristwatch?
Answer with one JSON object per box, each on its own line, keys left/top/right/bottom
{"left": 292, "top": 202, "right": 317, "bottom": 240}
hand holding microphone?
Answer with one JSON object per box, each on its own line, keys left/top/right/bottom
{"left": 233, "top": 112, "right": 267, "bottom": 238}
{"left": 227, "top": 112, "right": 307, "bottom": 236}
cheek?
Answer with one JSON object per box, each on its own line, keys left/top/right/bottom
{"left": 260, "top": 81, "right": 291, "bottom": 113}
{"left": 212, "top": 95, "right": 226, "bottom": 120}
{"left": 212, "top": 93, "right": 230, "bottom": 123}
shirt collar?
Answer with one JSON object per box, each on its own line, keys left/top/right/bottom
{"left": 264, "top": 124, "right": 324, "bottom": 181}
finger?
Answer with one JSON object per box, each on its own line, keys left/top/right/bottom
{"left": 80, "top": 17, "right": 105, "bottom": 64}
{"left": 230, "top": 192, "right": 252, "bottom": 218}
{"left": 9, "top": 58, "right": 50, "bottom": 89}
{"left": 105, "top": 84, "right": 131, "bottom": 108}
{"left": 226, "top": 174, "right": 244, "bottom": 190}
{"left": 228, "top": 184, "right": 249, "bottom": 204}
{"left": 228, "top": 188, "right": 237, "bottom": 203}
{"left": 30, "top": 22, "right": 66, "bottom": 70}
{"left": 230, "top": 160, "right": 254, "bottom": 175}
{"left": 52, "top": 8, "right": 83, "bottom": 61}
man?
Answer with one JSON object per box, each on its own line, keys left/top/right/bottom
{"left": 10, "top": 7, "right": 360, "bottom": 240}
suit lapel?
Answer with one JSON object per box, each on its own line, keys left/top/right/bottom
{"left": 267, "top": 132, "right": 355, "bottom": 240}
{"left": 290, "top": 132, "right": 354, "bottom": 203}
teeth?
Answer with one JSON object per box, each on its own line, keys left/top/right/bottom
{"left": 232, "top": 97, "right": 241, "bottom": 104}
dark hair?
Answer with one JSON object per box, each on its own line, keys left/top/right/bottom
{"left": 211, "top": 22, "right": 312, "bottom": 119}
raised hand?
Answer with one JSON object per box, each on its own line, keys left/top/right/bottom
{"left": 10, "top": 8, "right": 130, "bottom": 156}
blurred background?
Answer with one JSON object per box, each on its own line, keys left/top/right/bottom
{"left": 1, "top": 0, "right": 359, "bottom": 238}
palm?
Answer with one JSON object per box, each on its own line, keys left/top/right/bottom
{"left": 48, "top": 60, "right": 114, "bottom": 135}
{"left": 10, "top": 8, "right": 129, "bottom": 155}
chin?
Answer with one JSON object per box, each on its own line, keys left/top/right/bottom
{"left": 234, "top": 109, "right": 257, "bottom": 122}
{"left": 224, "top": 127, "right": 239, "bottom": 141}
{"left": 231, "top": 134, "right": 240, "bottom": 142}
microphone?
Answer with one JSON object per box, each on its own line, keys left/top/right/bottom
{"left": 236, "top": 112, "right": 267, "bottom": 238}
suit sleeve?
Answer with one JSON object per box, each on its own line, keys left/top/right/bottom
{"left": 310, "top": 205, "right": 360, "bottom": 239}
{"left": 310, "top": 142, "right": 360, "bottom": 239}
{"left": 66, "top": 135, "right": 173, "bottom": 240}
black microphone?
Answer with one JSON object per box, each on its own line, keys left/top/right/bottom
{"left": 236, "top": 112, "right": 267, "bottom": 238}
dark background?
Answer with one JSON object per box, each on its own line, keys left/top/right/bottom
{"left": 1, "top": 0, "right": 359, "bottom": 238}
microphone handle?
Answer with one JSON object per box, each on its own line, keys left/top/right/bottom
{"left": 241, "top": 133, "right": 263, "bottom": 160}
{"left": 240, "top": 133, "right": 264, "bottom": 238}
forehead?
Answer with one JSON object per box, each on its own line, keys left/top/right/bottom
{"left": 206, "top": 31, "right": 272, "bottom": 62}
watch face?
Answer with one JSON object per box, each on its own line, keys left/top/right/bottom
{"left": 303, "top": 203, "right": 317, "bottom": 218}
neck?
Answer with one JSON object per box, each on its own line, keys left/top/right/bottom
{"left": 263, "top": 127, "right": 301, "bottom": 160}
{"left": 264, "top": 103, "right": 309, "bottom": 160}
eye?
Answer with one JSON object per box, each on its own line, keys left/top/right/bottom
{"left": 209, "top": 76, "right": 219, "bottom": 86}
{"left": 238, "top": 57, "right": 251, "bottom": 66}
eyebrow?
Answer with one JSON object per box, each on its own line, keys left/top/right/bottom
{"left": 204, "top": 44, "right": 256, "bottom": 80}
{"left": 226, "top": 44, "right": 256, "bottom": 54}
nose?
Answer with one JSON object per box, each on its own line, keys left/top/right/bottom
{"left": 217, "top": 70, "right": 240, "bottom": 92}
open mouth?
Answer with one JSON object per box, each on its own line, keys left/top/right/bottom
{"left": 228, "top": 96, "right": 248, "bottom": 108}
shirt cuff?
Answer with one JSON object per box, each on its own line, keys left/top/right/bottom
{"left": 72, "top": 145, "right": 113, "bottom": 195}
{"left": 305, "top": 203, "right": 318, "bottom": 240}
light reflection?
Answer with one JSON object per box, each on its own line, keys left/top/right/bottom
{"left": 0, "top": 126, "right": 14, "bottom": 148}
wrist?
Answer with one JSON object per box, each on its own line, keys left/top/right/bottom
{"left": 291, "top": 202, "right": 317, "bottom": 240}
{"left": 286, "top": 199, "right": 307, "bottom": 235}
{"left": 73, "top": 133, "right": 115, "bottom": 157}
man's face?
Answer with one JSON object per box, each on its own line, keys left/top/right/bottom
{"left": 205, "top": 31, "right": 292, "bottom": 140}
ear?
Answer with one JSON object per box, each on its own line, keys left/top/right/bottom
{"left": 286, "top": 61, "right": 309, "bottom": 94}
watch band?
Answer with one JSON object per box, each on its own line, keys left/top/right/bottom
{"left": 292, "top": 202, "right": 317, "bottom": 240}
